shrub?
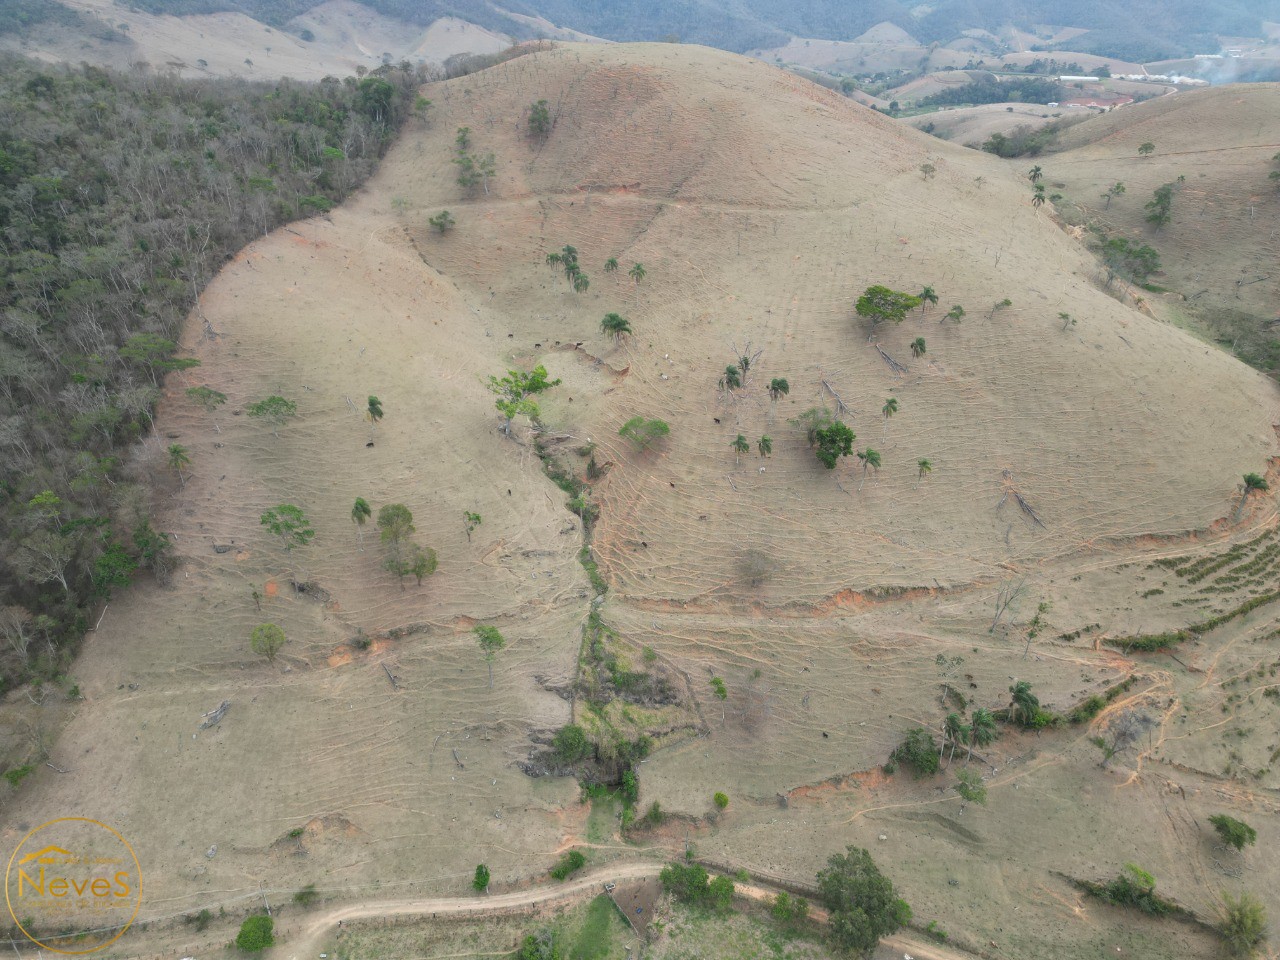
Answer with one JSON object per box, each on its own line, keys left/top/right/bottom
{"left": 890, "top": 728, "right": 940, "bottom": 778}
{"left": 660, "top": 863, "right": 710, "bottom": 903}
{"left": 644, "top": 801, "right": 664, "bottom": 826}
{"left": 428, "top": 210, "right": 455, "bottom": 233}
{"left": 235, "top": 914, "right": 274, "bottom": 952}
{"left": 713, "top": 791, "right": 729, "bottom": 810}
{"left": 1098, "top": 864, "right": 1172, "bottom": 915}
{"left": 707, "top": 875, "right": 735, "bottom": 913}
{"left": 1218, "top": 891, "right": 1268, "bottom": 957}
{"left": 772, "top": 891, "right": 810, "bottom": 929}
{"left": 551, "top": 724, "right": 592, "bottom": 764}
{"left": 473, "top": 863, "right": 490, "bottom": 892}
{"left": 1209, "top": 814, "right": 1257, "bottom": 852}
{"left": 549, "top": 850, "right": 586, "bottom": 880}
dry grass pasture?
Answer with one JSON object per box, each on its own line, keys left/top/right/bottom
{"left": 1042, "top": 84, "right": 1280, "bottom": 371}
{"left": 4, "top": 42, "right": 1280, "bottom": 960}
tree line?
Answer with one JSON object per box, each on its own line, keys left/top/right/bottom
{"left": 0, "top": 54, "right": 426, "bottom": 691}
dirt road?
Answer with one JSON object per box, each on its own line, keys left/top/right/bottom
{"left": 277, "top": 861, "right": 973, "bottom": 960}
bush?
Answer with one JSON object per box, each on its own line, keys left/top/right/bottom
{"left": 818, "top": 847, "right": 911, "bottom": 956}
{"left": 1098, "top": 864, "right": 1172, "bottom": 916}
{"left": 619, "top": 416, "right": 670, "bottom": 449}
{"left": 771, "top": 891, "right": 810, "bottom": 929}
{"left": 1209, "top": 814, "right": 1257, "bottom": 852}
{"left": 713, "top": 791, "right": 729, "bottom": 810}
{"left": 551, "top": 724, "right": 592, "bottom": 764}
{"left": 1219, "top": 891, "right": 1268, "bottom": 958}
{"left": 644, "top": 801, "right": 664, "bottom": 826}
{"left": 707, "top": 875, "right": 735, "bottom": 913}
{"left": 293, "top": 883, "right": 318, "bottom": 906}
{"left": 235, "top": 914, "right": 274, "bottom": 952}
{"left": 890, "top": 728, "right": 940, "bottom": 779}
{"left": 428, "top": 210, "right": 455, "bottom": 233}
{"left": 661, "top": 862, "right": 710, "bottom": 903}
{"left": 549, "top": 850, "right": 586, "bottom": 880}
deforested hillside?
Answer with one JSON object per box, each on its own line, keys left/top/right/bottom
{"left": 395, "top": 44, "right": 1278, "bottom": 604}
{"left": 1040, "top": 84, "right": 1280, "bottom": 374}
{"left": 6, "top": 42, "right": 1280, "bottom": 960}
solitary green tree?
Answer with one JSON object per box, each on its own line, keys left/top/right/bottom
{"left": 428, "top": 210, "right": 455, "bottom": 233}
{"left": 881, "top": 397, "right": 898, "bottom": 438}
{"left": 1028, "top": 165, "right": 1043, "bottom": 183}
{"left": 1209, "top": 814, "right": 1258, "bottom": 852}
{"left": 487, "top": 366, "right": 561, "bottom": 433}
{"left": 1103, "top": 182, "right": 1126, "bottom": 209}
{"left": 918, "top": 286, "right": 938, "bottom": 312}
{"left": 721, "top": 365, "right": 742, "bottom": 390}
{"left": 1138, "top": 141, "right": 1155, "bottom": 157}
{"left": 408, "top": 544, "right": 437, "bottom": 586}
{"left": 260, "top": 504, "right": 315, "bottom": 558}
{"left": 628, "top": 262, "right": 646, "bottom": 283}
{"left": 942, "top": 713, "right": 969, "bottom": 765}
{"left": 758, "top": 435, "right": 772, "bottom": 457}
{"left": 856, "top": 285, "right": 922, "bottom": 332}
{"left": 1238, "top": 473, "right": 1270, "bottom": 516}
{"left": 351, "top": 497, "right": 372, "bottom": 550}
{"left": 528, "top": 99, "right": 552, "bottom": 138}
{"left": 857, "top": 448, "right": 881, "bottom": 491}
{"left": 463, "top": 511, "right": 482, "bottom": 542}
{"left": 943, "top": 304, "right": 965, "bottom": 324}
{"left": 167, "top": 444, "right": 190, "bottom": 487}
{"left": 910, "top": 337, "right": 926, "bottom": 358}
{"left": 247, "top": 395, "right": 297, "bottom": 439}
{"left": 817, "top": 847, "right": 911, "bottom": 957}
{"left": 600, "top": 313, "right": 631, "bottom": 343}
{"left": 731, "top": 434, "right": 749, "bottom": 464}
{"left": 768, "top": 377, "right": 790, "bottom": 405}
{"left": 377, "top": 503, "right": 414, "bottom": 552}
{"left": 603, "top": 257, "right": 619, "bottom": 273}
{"left": 968, "top": 707, "right": 997, "bottom": 760}
{"left": 1145, "top": 182, "right": 1175, "bottom": 229}
{"left": 473, "top": 864, "right": 491, "bottom": 893}
{"left": 367, "top": 395, "right": 383, "bottom": 442}
{"left": 916, "top": 458, "right": 932, "bottom": 488}
{"left": 1009, "top": 680, "right": 1040, "bottom": 727}
{"left": 474, "top": 625, "right": 506, "bottom": 688}
{"left": 619, "top": 416, "right": 670, "bottom": 450}
{"left": 250, "top": 623, "right": 286, "bottom": 664}
{"left": 955, "top": 767, "right": 987, "bottom": 804}
{"left": 814, "top": 422, "right": 855, "bottom": 469}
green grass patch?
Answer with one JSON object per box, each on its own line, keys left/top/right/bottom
{"left": 569, "top": 894, "right": 624, "bottom": 960}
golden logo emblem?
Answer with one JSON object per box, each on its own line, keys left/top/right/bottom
{"left": 5, "top": 818, "right": 142, "bottom": 954}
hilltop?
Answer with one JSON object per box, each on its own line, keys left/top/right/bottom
{"left": 5, "top": 42, "right": 1279, "bottom": 960}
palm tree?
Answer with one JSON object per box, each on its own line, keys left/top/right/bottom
{"left": 918, "top": 286, "right": 938, "bottom": 313}
{"left": 1009, "top": 680, "right": 1040, "bottom": 728}
{"left": 572, "top": 273, "right": 590, "bottom": 294}
{"left": 721, "top": 365, "right": 742, "bottom": 390}
{"left": 628, "top": 262, "right": 646, "bottom": 284}
{"left": 916, "top": 458, "right": 932, "bottom": 488}
{"left": 1028, "top": 165, "right": 1043, "bottom": 183}
{"left": 545, "top": 252, "right": 562, "bottom": 267}
{"left": 167, "top": 443, "right": 190, "bottom": 487}
{"left": 1031, "top": 183, "right": 1046, "bottom": 208}
{"left": 857, "top": 448, "right": 881, "bottom": 491}
{"left": 351, "top": 497, "right": 372, "bottom": 551}
{"left": 600, "top": 313, "right": 631, "bottom": 343}
{"left": 1237, "top": 473, "right": 1270, "bottom": 516}
{"left": 731, "top": 434, "right": 749, "bottom": 464}
{"left": 603, "top": 257, "right": 619, "bottom": 273}
{"left": 758, "top": 435, "right": 772, "bottom": 457}
{"left": 768, "top": 377, "right": 790, "bottom": 405}
{"left": 942, "top": 713, "right": 969, "bottom": 765}
{"left": 882, "top": 397, "right": 898, "bottom": 438}
{"left": 968, "top": 708, "right": 997, "bottom": 761}
{"left": 367, "top": 395, "right": 383, "bottom": 442}
{"left": 1059, "top": 312, "right": 1075, "bottom": 331}
{"left": 910, "top": 337, "right": 926, "bottom": 358}
{"left": 943, "top": 305, "right": 965, "bottom": 324}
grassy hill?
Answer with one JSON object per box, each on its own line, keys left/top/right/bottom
{"left": 5, "top": 43, "right": 1279, "bottom": 960}
{"left": 1042, "top": 84, "right": 1280, "bottom": 373}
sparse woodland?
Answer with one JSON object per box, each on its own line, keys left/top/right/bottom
{"left": 0, "top": 55, "right": 425, "bottom": 689}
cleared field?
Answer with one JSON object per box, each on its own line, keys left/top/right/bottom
{"left": 4, "top": 42, "right": 1280, "bottom": 960}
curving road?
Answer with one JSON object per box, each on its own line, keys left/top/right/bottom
{"left": 276, "top": 861, "right": 975, "bottom": 960}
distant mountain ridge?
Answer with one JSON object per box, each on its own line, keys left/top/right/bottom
{"left": 30, "top": 0, "right": 1279, "bottom": 62}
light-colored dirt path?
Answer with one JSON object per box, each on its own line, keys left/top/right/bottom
{"left": 278, "top": 862, "right": 971, "bottom": 960}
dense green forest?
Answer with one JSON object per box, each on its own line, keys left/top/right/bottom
{"left": 0, "top": 0, "right": 118, "bottom": 38}
{"left": 0, "top": 55, "right": 427, "bottom": 690}
{"left": 918, "top": 76, "right": 1063, "bottom": 108}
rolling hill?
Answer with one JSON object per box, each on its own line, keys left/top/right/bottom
{"left": 5, "top": 42, "right": 1280, "bottom": 960}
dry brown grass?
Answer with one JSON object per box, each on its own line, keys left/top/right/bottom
{"left": 4, "top": 43, "right": 1280, "bottom": 960}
